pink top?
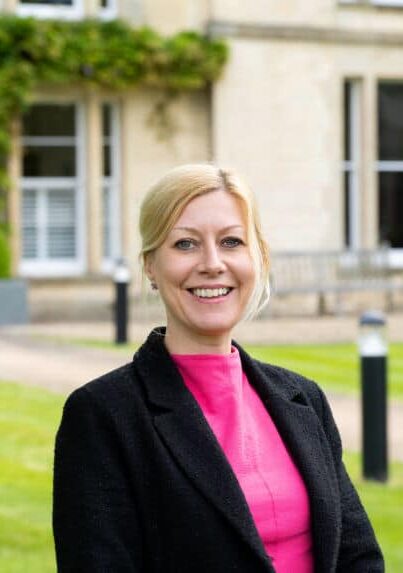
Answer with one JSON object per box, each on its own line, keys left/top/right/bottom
{"left": 172, "top": 347, "right": 313, "bottom": 573}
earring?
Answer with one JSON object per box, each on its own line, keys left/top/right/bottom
{"left": 151, "top": 282, "right": 158, "bottom": 291}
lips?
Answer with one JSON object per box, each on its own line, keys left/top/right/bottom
{"left": 188, "top": 287, "right": 233, "bottom": 299}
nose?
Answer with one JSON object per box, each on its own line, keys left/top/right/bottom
{"left": 198, "top": 243, "right": 225, "bottom": 275}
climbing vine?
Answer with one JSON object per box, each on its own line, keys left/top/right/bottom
{"left": 0, "top": 15, "right": 228, "bottom": 276}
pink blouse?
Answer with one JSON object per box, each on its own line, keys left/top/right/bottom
{"left": 172, "top": 347, "right": 313, "bottom": 573}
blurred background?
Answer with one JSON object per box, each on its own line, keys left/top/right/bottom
{"left": 0, "top": 0, "right": 403, "bottom": 571}
{"left": 1, "top": 0, "right": 403, "bottom": 320}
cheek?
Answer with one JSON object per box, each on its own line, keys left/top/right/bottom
{"left": 154, "top": 255, "right": 192, "bottom": 288}
{"left": 240, "top": 256, "right": 256, "bottom": 286}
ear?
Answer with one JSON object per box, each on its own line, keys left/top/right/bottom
{"left": 144, "top": 252, "right": 155, "bottom": 282}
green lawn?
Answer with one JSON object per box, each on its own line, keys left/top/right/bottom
{"left": 1, "top": 380, "right": 402, "bottom": 571}
{"left": 246, "top": 343, "right": 403, "bottom": 399}
{"left": 342, "top": 453, "right": 403, "bottom": 571}
{"left": 0, "top": 382, "right": 64, "bottom": 572}
{"left": 42, "top": 335, "right": 403, "bottom": 399}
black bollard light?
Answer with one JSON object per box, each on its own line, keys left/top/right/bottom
{"left": 358, "top": 310, "right": 388, "bottom": 482}
{"left": 114, "top": 258, "right": 130, "bottom": 345}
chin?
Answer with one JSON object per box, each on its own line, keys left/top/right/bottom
{"left": 190, "top": 317, "right": 238, "bottom": 338}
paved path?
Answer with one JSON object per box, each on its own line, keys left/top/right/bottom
{"left": 5, "top": 312, "right": 403, "bottom": 345}
{"left": 1, "top": 316, "right": 402, "bottom": 461}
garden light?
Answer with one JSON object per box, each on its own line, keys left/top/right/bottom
{"left": 114, "top": 258, "right": 131, "bottom": 345}
{"left": 358, "top": 310, "right": 388, "bottom": 482}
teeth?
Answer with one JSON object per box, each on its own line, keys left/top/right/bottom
{"left": 192, "top": 287, "right": 230, "bottom": 298}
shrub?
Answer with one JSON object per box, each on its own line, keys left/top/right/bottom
{"left": 0, "top": 228, "right": 11, "bottom": 278}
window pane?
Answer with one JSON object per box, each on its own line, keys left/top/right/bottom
{"left": 23, "top": 105, "right": 75, "bottom": 137}
{"left": 344, "top": 82, "right": 351, "bottom": 161}
{"left": 19, "top": 0, "right": 73, "bottom": 6}
{"left": 103, "top": 186, "right": 111, "bottom": 259}
{"left": 102, "top": 103, "right": 119, "bottom": 261}
{"left": 378, "top": 83, "right": 403, "bottom": 160}
{"left": 20, "top": 0, "right": 73, "bottom": 6}
{"left": 47, "top": 189, "right": 76, "bottom": 258}
{"left": 23, "top": 146, "right": 76, "bottom": 177}
{"left": 344, "top": 172, "right": 351, "bottom": 247}
{"left": 102, "top": 104, "right": 111, "bottom": 137}
{"left": 22, "top": 190, "right": 38, "bottom": 259}
{"left": 379, "top": 173, "right": 403, "bottom": 248}
{"left": 103, "top": 145, "right": 111, "bottom": 177}
{"left": 102, "top": 104, "right": 112, "bottom": 176}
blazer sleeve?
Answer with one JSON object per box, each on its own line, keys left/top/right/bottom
{"left": 53, "top": 386, "right": 143, "bottom": 572}
{"left": 315, "top": 385, "right": 384, "bottom": 572}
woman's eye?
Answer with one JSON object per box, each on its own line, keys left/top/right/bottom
{"left": 222, "top": 237, "right": 244, "bottom": 248}
{"left": 174, "top": 239, "right": 196, "bottom": 250}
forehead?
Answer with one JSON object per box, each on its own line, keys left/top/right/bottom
{"left": 173, "top": 190, "right": 246, "bottom": 230}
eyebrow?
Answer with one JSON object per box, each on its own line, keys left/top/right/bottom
{"left": 171, "top": 225, "right": 245, "bottom": 233}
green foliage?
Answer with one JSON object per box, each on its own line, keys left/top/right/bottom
{"left": 0, "top": 15, "right": 229, "bottom": 273}
{"left": 0, "top": 227, "right": 11, "bottom": 278}
{"left": 0, "top": 17, "right": 228, "bottom": 91}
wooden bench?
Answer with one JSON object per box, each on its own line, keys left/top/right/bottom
{"left": 269, "top": 250, "right": 403, "bottom": 315}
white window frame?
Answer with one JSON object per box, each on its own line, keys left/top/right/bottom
{"left": 99, "top": 0, "right": 118, "bottom": 20}
{"left": 372, "top": 0, "right": 403, "bottom": 6}
{"left": 101, "top": 102, "right": 121, "bottom": 273}
{"left": 377, "top": 83, "right": 403, "bottom": 268}
{"left": 19, "top": 103, "right": 86, "bottom": 277}
{"left": 16, "top": 0, "right": 117, "bottom": 20}
{"left": 17, "top": 0, "right": 84, "bottom": 20}
{"left": 376, "top": 160, "right": 403, "bottom": 267}
{"left": 339, "top": 0, "right": 403, "bottom": 6}
{"left": 342, "top": 80, "right": 361, "bottom": 250}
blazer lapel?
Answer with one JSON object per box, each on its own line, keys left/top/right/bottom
{"left": 133, "top": 330, "right": 273, "bottom": 571}
{"left": 238, "top": 346, "right": 342, "bottom": 572}
{"left": 134, "top": 329, "right": 342, "bottom": 572}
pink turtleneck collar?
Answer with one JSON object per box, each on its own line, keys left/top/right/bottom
{"left": 172, "top": 348, "right": 313, "bottom": 573}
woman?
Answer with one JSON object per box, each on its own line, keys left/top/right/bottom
{"left": 53, "top": 164, "right": 384, "bottom": 572}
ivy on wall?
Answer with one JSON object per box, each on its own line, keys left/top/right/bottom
{"left": 0, "top": 15, "right": 228, "bottom": 277}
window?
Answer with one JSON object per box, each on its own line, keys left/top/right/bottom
{"left": 339, "top": 0, "right": 403, "bottom": 6}
{"left": 99, "top": 0, "right": 118, "bottom": 20}
{"left": 16, "top": 0, "right": 117, "bottom": 20}
{"left": 372, "top": 0, "right": 403, "bottom": 6}
{"left": 102, "top": 103, "right": 121, "bottom": 269}
{"left": 20, "top": 103, "right": 85, "bottom": 276}
{"left": 377, "top": 83, "right": 403, "bottom": 264}
{"left": 17, "top": 0, "right": 84, "bottom": 19}
{"left": 342, "top": 80, "right": 361, "bottom": 249}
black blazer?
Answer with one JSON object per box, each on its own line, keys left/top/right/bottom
{"left": 53, "top": 328, "right": 384, "bottom": 572}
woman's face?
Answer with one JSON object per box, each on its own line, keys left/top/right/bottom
{"left": 145, "top": 190, "right": 256, "bottom": 353}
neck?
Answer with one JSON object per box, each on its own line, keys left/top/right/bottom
{"left": 164, "top": 326, "right": 232, "bottom": 355}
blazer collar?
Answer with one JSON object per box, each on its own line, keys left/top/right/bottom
{"left": 133, "top": 327, "right": 340, "bottom": 572}
{"left": 134, "top": 327, "right": 303, "bottom": 408}
{"left": 133, "top": 328, "right": 274, "bottom": 570}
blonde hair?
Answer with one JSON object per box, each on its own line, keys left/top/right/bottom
{"left": 139, "top": 163, "right": 270, "bottom": 318}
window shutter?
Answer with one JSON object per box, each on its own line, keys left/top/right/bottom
{"left": 48, "top": 189, "right": 76, "bottom": 259}
{"left": 22, "top": 189, "right": 38, "bottom": 259}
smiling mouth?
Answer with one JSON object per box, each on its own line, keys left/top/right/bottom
{"left": 188, "top": 287, "right": 233, "bottom": 299}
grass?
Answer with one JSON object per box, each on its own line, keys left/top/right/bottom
{"left": 246, "top": 343, "right": 403, "bottom": 399}
{"left": 343, "top": 452, "right": 403, "bottom": 571}
{"left": 40, "top": 335, "right": 403, "bottom": 399}
{"left": 0, "top": 382, "right": 64, "bottom": 573}
{"left": 0, "top": 380, "right": 402, "bottom": 571}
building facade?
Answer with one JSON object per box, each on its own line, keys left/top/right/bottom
{"left": 210, "top": 1, "right": 403, "bottom": 268}
{"left": 2, "top": 0, "right": 403, "bottom": 315}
